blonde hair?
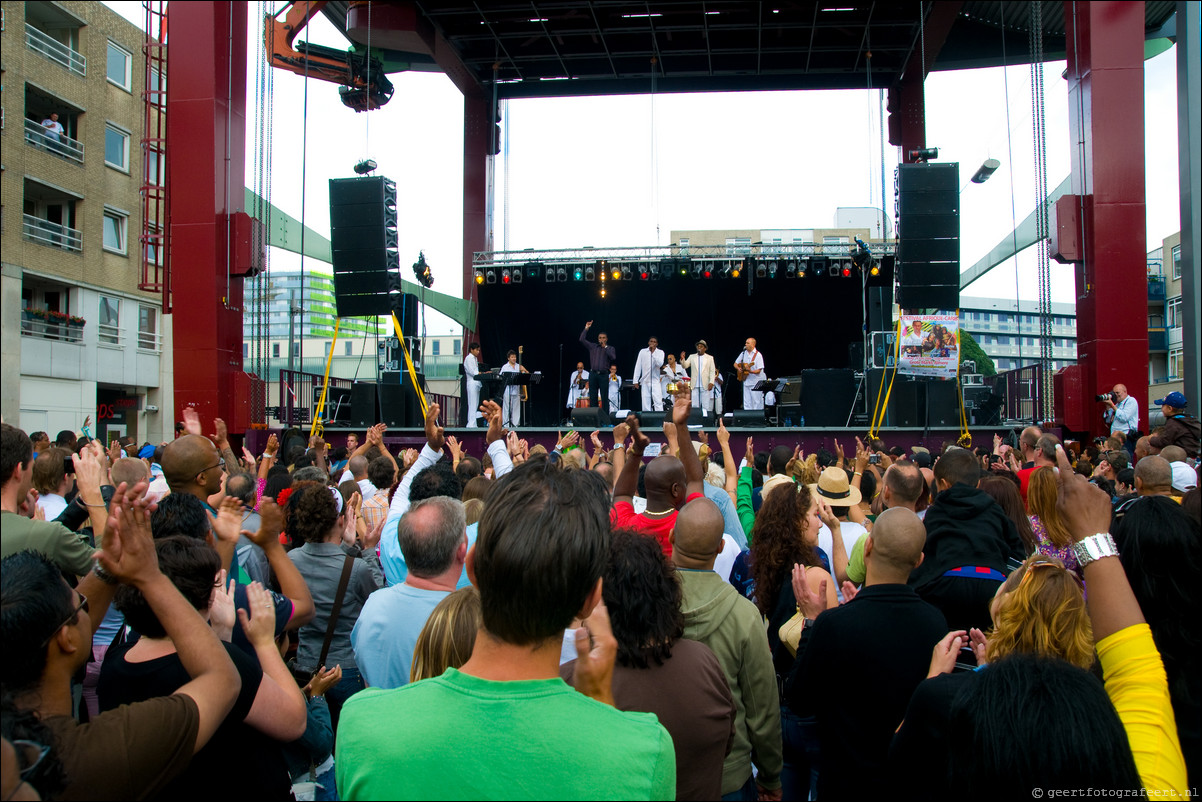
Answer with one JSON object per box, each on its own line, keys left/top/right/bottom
{"left": 1027, "top": 467, "right": 1073, "bottom": 548}
{"left": 463, "top": 497, "right": 485, "bottom": 527}
{"left": 409, "top": 586, "right": 482, "bottom": 683}
{"left": 786, "top": 454, "right": 819, "bottom": 486}
{"left": 986, "top": 555, "right": 1093, "bottom": 670}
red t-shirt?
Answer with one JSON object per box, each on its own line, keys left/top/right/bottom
{"left": 1016, "top": 466, "right": 1036, "bottom": 505}
{"left": 610, "top": 492, "right": 705, "bottom": 559}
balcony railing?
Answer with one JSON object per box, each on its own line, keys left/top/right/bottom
{"left": 1148, "top": 278, "right": 1166, "bottom": 302}
{"left": 24, "top": 118, "right": 84, "bottom": 164}
{"left": 97, "top": 323, "right": 123, "bottom": 346}
{"left": 25, "top": 24, "right": 86, "bottom": 75}
{"left": 20, "top": 316, "right": 85, "bottom": 344}
{"left": 137, "top": 329, "right": 162, "bottom": 352}
{"left": 23, "top": 214, "right": 82, "bottom": 252}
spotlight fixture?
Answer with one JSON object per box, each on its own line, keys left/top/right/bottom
{"left": 851, "top": 237, "right": 875, "bottom": 273}
{"left": 353, "top": 158, "right": 378, "bottom": 175}
{"left": 545, "top": 266, "right": 556, "bottom": 282}
{"left": 768, "top": 261, "right": 778, "bottom": 279}
{"left": 512, "top": 266, "right": 523, "bottom": 284}
{"left": 755, "top": 262, "right": 767, "bottom": 279}
{"left": 841, "top": 264, "right": 852, "bottom": 278}
{"left": 524, "top": 262, "right": 541, "bottom": 281}
{"left": 731, "top": 261, "right": 741, "bottom": 279}
{"left": 412, "top": 251, "right": 434, "bottom": 288}
{"left": 690, "top": 264, "right": 703, "bottom": 279}
{"left": 640, "top": 267, "right": 650, "bottom": 280}
{"left": 971, "top": 158, "right": 1001, "bottom": 184}
{"left": 501, "top": 269, "right": 512, "bottom": 284}
{"left": 474, "top": 269, "right": 485, "bottom": 285}
{"left": 582, "top": 265, "right": 593, "bottom": 281}
{"left": 650, "top": 263, "right": 662, "bottom": 279}
{"left": 908, "top": 147, "right": 939, "bottom": 162}
{"left": 679, "top": 263, "right": 690, "bottom": 277}
{"left": 785, "top": 261, "right": 798, "bottom": 278}
{"left": 621, "top": 265, "right": 632, "bottom": 281}
{"left": 811, "top": 256, "right": 828, "bottom": 276}
{"left": 869, "top": 264, "right": 881, "bottom": 277}
{"left": 721, "top": 263, "right": 733, "bottom": 279}
{"left": 485, "top": 268, "right": 497, "bottom": 284}
{"left": 611, "top": 267, "right": 622, "bottom": 281}
{"left": 556, "top": 267, "right": 568, "bottom": 282}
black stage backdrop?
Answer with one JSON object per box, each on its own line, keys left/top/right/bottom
{"left": 476, "top": 268, "right": 892, "bottom": 426}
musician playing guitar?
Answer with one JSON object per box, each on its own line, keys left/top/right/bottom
{"left": 734, "top": 337, "right": 765, "bottom": 411}
{"left": 500, "top": 349, "right": 530, "bottom": 427}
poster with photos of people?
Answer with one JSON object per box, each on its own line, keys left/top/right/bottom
{"left": 897, "top": 314, "right": 960, "bottom": 378}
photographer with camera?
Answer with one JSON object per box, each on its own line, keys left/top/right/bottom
{"left": 1100, "top": 384, "right": 1140, "bottom": 458}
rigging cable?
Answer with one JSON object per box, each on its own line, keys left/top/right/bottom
{"left": 1030, "top": 2, "right": 1054, "bottom": 423}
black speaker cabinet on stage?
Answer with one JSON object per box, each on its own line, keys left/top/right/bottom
{"left": 867, "top": 370, "right": 922, "bottom": 427}
{"left": 634, "top": 411, "right": 666, "bottom": 428}
{"left": 377, "top": 374, "right": 425, "bottom": 428}
{"left": 896, "top": 162, "right": 960, "bottom": 311}
{"left": 728, "top": 410, "right": 766, "bottom": 428}
{"left": 800, "top": 369, "right": 856, "bottom": 428}
{"left": 349, "top": 382, "right": 378, "bottom": 428}
{"left": 329, "top": 176, "right": 398, "bottom": 317}
{"left": 868, "top": 286, "right": 891, "bottom": 334}
{"left": 315, "top": 385, "right": 353, "bottom": 426}
{"left": 571, "top": 407, "right": 609, "bottom": 429}
{"left": 925, "top": 381, "right": 961, "bottom": 427}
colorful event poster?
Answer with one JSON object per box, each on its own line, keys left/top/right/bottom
{"left": 897, "top": 314, "right": 960, "bottom": 379}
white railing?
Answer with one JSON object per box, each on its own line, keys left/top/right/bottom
{"left": 136, "top": 329, "right": 162, "bottom": 352}
{"left": 25, "top": 24, "right": 86, "bottom": 75}
{"left": 23, "top": 214, "right": 82, "bottom": 252}
{"left": 24, "top": 118, "right": 85, "bottom": 164}
{"left": 20, "top": 316, "right": 85, "bottom": 343}
{"left": 97, "top": 323, "right": 124, "bottom": 346}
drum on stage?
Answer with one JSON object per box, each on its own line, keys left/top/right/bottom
{"left": 575, "top": 398, "right": 591, "bottom": 408}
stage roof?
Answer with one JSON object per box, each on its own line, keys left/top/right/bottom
{"left": 323, "top": 1, "right": 1176, "bottom": 99}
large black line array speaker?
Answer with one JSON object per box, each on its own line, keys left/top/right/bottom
{"left": 896, "top": 163, "right": 960, "bottom": 311}
{"left": 329, "top": 176, "right": 398, "bottom": 317}
{"left": 801, "top": 369, "right": 856, "bottom": 427}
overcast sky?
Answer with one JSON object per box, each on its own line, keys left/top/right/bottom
{"left": 105, "top": 2, "right": 1180, "bottom": 336}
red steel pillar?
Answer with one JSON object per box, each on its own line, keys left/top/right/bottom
{"left": 462, "top": 90, "right": 490, "bottom": 339}
{"left": 166, "top": 2, "right": 252, "bottom": 430}
{"left": 1064, "top": 1, "right": 1148, "bottom": 437}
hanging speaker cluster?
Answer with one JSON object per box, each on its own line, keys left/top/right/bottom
{"left": 329, "top": 176, "right": 398, "bottom": 317}
{"left": 895, "top": 163, "right": 960, "bottom": 311}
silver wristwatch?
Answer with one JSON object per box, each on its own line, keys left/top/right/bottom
{"left": 1073, "top": 533, "right": 1119, "bottom": 568}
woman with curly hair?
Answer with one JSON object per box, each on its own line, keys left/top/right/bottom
{"left": 560, "top": 529, "right": 735, "bottom": 801}
{"left": 285, "top": 481, "right": 380, "bottom": 734}
{"left": 748, "top": 482, "right": 837, "bottom": 801}
{"left": 891, "top": 554, "right": 1094, "bottom": 796}
{"left": 1027, "top": 467, "right": 1078, "bottom": 571}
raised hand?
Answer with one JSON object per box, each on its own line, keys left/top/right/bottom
{"left": 671, "top": 393, "right": 692, "bottom": 426}
{"left": 95, "top": 482, "right": 159, "bottom": 588}
{"left": 585, "top": 320, "right": 593, "bottom": 329}
{"left": 305, "top": 665, "right": 344, "bottom": 699}
{"left": 697, "top": 429, "right": 710, "bottom": 449}
{"left": 209, "top": 570, "right": 236, "bottom": 642}
{"left": 237, "top": 581, "right": 278, "bottom": 648}
{"left": 628, "top": 415, "right": 651, "bottom": 454}
{"left": 791, "top": 563, "right": 828, "bottom": 620}
{"left": 611, "top": 419, "right": 630, "bottom": 447}
{"left": 423, "top": 403, "right": 445, "bottom": 452}
{"left": 716, "top": 419, "right": 731, "bottom": 447}
{"left": 968, "top": 627, "right": 989, "bottom": 666}
{"left": 249, "top": 498, "right": 285, "bottom": 547}
{"left": 446, "top": 435, "right": 463, "bottom": 461}
{"left": 400, "top": 448, "right": 419, "bottom": 470}
{"left": 840, "top": 581, "right": 860, "bottom": 603}
{"left": 107, "top": 437, "right": 123, "bottom": 464}
{"left": 241, "top": 446, "right": 257, "bottom": 471}
{"left": 1054, "top": 444, "right": 1112, "bottom": 542}
{"left": 745, "top": 436, "right": 755, "bottom": 465}
{"left": 362, "top": 514, "right": 385, "bottom": 551}
{"left": 182, "top": 407, "right": 203, "bottom": 436}
{"left": 212, "top": 417, "right": 230, "bottom": 449}
{"left": 481, "top": 400, "right": 504, "bottom": 446}
{"left": 590, "top": 430, "right": 604, "bottom": 453}
{"left": 834, "top": 438, "right": 845, "bottom": 464}
{"left": 926, "top": 630, "right": 968, "bottom": 678}
{"left": 265, "top": 433, "right": 279, "bottom": 456}
{"left": 816, "top": 498, "right": 840, "bottom": 530}
{"left": 208, "top": 496, "right": 244, "bottom": 546}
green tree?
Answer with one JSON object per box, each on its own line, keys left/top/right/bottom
{"left": 959, "top": 329, "right": 996, "bottom": 376}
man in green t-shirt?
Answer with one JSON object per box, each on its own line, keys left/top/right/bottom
{"left": 337, "top": 458, "right": 676, "bottom": 800}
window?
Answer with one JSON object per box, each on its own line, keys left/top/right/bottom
{"left": 344, "top": 341, "right": 353, "bottom": 356}
{"left": 146, "top": 224, "right": 163, "bottom": 265}
{"left": 1169, "top": 349, "right": 1183, "bottom": 379}
{"left": 725, "top": 237, "right": 751, "bottom": 256}
{"left": 103, "top": 208, "right": 128, "bottom": 254}
{"left": 147, "top": 151, "right": 165, "bottom": 186}
{"left": 243, "top": 343, "right": 249, "bottom": 359}
{"left": 272, "top": 343, "right": 280, "bottom": 358}
{"left": 324, "top": 341, "right": 331, "bottom": 357}
{"left": 431, "top": 340, "right": 441, "bottom": 356}
{"left": 1172, "top": 245, "right": 1181, "bottom": 280}
{"left": 99, "top": 296, "right": 121, "bottom": 344}
{"left": 1168, "top": 297, "right": 1182, "bottom": 328}
{"left": 137, "top": 306, "right": 157, "bottom": 349}
{"left": 105, "top": 125, "right": 129, "bottom": 170}
{"left": 106, "top": 41, "right": 132, "bottom": 90}
{"left": 453, "top": 339, "right": 461, "bottom": 355}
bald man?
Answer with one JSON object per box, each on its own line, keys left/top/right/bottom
{"left": 1102, "top": 383, "right": 1139, "bottom": 453}
{"left": 1133, "top": 455, "right": 1174, "bottom": 498}
{"left": 671, "top": 498, "right": 783, "bottom": 801}
{"left": 783, "top": 508, "right": 948, "bottom": 799}
{"left": 160, "top": 434, "right": 224, "bottom": 507}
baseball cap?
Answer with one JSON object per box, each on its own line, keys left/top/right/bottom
{"left": 1171, "top": 461, "right": 1198, "bottom": 493}
{"left": 138, "top": 444, "right": 157, "bottom": 459}
{"left": 1154, "top": 391, "right": 1188, "bottom": 408}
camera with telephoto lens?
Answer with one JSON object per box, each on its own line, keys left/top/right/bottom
{"left": 1095, "top": 392, "right": 1117, "bottom": 403}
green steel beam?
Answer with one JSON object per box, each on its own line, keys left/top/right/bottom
{"left": 244, "top": 187, "right": 478, "bottom": 329}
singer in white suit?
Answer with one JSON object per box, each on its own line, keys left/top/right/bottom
{"left": 681, "top": 340, "right": 718, "bottom": 413}
{"left": 632, "top": 337, "right": 666, "bottom": 411}
{"left": 463, "top": 343, "right": 482, "bottom": 427}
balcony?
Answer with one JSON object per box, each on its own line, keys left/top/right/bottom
{"left": 25, "top": 24, "right": 86, "bottom": 76}
{"left": 24, "top": 119, "right": 84, "bottom": 164}
{"left": 1148, "top": 278, "right": 1166, "bottom": 302}
{"left": 1149, "top": 328, "right": 1168, "bottom": 353}
{"left": 23, "top": 215, "right": 82, "bottom": 252}
{"left": 20, "top": 314, "right": 85, "bottom": 344}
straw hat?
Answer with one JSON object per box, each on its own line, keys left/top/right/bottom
{"left": 808, "top": 466, "right": 863, "bottom": 506}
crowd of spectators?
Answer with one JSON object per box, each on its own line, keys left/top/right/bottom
{"left": 1, "top": 392, "right": 1197, "bottom": 800}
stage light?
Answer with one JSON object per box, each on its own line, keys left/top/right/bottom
{"left": 621, "top": 265, "right": 632, "bottom": 281}
{"left": 841, "top": 265, "right": 852, "bottom": 278}
{"left": 908, "top": 147, "right": 939, "bottom": 162}
{"left": 755, "top": 262, "right": 767, "bottom": 279}
{"left": 768, "top": 261, "right": 778, "bottom": 279}
{"left": 721, "top": 263, "right": 733, "bottom": 279}
{"left": 680, "top": 264, "right": 690, "bottom": 277}
{"left": 785, "top": 261, "right": 798, "bottom": 278}
{"left": 575, "top": 266, "right": 586, "bottom": 281}
{"left": 690, "top": 264, "right": 703, "bottom": 279}
{"left": 600, "top": 286, "right": 607, "bottom": 298}
{"left": 650, "top": 263, "right": 662, "bottom": 279}
{"left": 870, "top": 264, "right": 880, "bottom": 277}
{"left": 640, "top": 267, "right": 650, "bottom": 280}
{"left": 811, "top": 256, "right": 828, "bottom": 276}
{"left": 545, "top": 266, "right": 556, "bottom": 282}
{"left": 798, "top": 265, "right": 808, "bottom": 278}
{"left": 512, "top": 266, "right": 523, "bottom": 284}
{"left": 485, "top": 268, "right": 497, "bottom": 284}
{"left": 556, "top": 267, "right": 568, "bottom": 282}
{"left": 611, "top": 268, "right": 622, "bottom": 280}
{"left": 412, "top": 251, "right": 434, "bottom": 288}
{"left": 501, "top": 269, "right": 511, "bottom": 284}
{"left": 971, "top": 158, "right": 1001, "bottom": 184}
{"left": 524, "top": 262, "right": 541, "bottom": 281}
{"left": 474, "top": 269, "right": 485, "bottom": 285}
{"left": 731, "top": 261, "right": 741, "bottom": 279}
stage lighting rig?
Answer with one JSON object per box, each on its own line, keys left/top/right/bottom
{"left": 731, "top": 261, "right": 742, "bottom": 279}
{"left": 412, "top": 252, "right": 434, "bottom": 288}
{"left": 621, "top": 264, "right": 632, "bottom": 281}
{"left": 474, "top": 268, "right": 485, "bottom": 285}
{"left": 501, "top": 269, "right": 512, "bottom": 284}
{"left": 784, "top": 261, "right": 798, "bottom": 278}
{"left": 485, "top": 268, "right": 497, "bottom": 284}
{"left": 611, "top": 267, "right": 622, "bottom": 281}
{"left": 768, "top": 261, "right": 779, "bottom": 279}
{"left": 908, "top": 147, "right": 939, "bottom": 162}
{"left": 580, "top": 265, "right": 592, "bottom": 281}
{"left": 353, "top": 158, "right": 377, "bottom": 175}
{"left": 556, "top": 267, "right": 568, "bottom": 282}
{"left": 851, "top": 237, "right": 875, "bottom": 274}
{"left": 545, "top": 266, "right": 556, "bottom": 282}
{"left": 755, "top": 262, "right": 767, "bottom": 279}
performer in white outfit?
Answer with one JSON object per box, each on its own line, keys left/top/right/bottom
{"left": 735, "top": 338, "right": 765, "bottom": 410}
{"left": 660, "top": 353, "right": 687, "bottom": 405}
{"left": 566, "top": 361, "right": 590, "bottom": 413}
{"left": 463, "top": 342, "right": 482, "bottom": 427}
{"left": 681, "top": 340, "right": 717, "bottom": 414}
{"left": 712, "top": 371, "right": 725, "bottom": 416}
{"left": 606, "top": 365, "right": 622, "bottom": 415}
{"left": 632, "top": 337, "right": 666, "bottom": 411}
{"left": 499, "top": 350, "right": 528, "bottom": 427}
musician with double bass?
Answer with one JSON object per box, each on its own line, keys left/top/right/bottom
{"left": 734, "top": 337, "right": 765, "bottom": 411}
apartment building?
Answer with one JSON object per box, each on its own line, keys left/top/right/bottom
{"left": 958, "top": 296, "right": 1078, "bottom": 373}
{"left": 1147, "top": 232, "right": 1184, "bottom": 410}
{"left": 1, "top": 1, "right": 171, "bottom": 445}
